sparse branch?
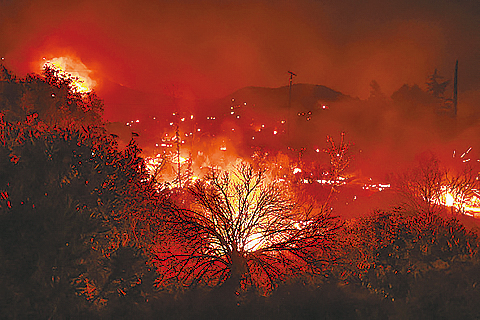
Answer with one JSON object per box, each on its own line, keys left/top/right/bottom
{"left": 396, "top": 153, "right": 445, "bottom": 213}
{"left": 154, "top": 162, "right": 340, "bottom": 294}
{"left": 323, "top": 132, "right": 351, "bottom": 181}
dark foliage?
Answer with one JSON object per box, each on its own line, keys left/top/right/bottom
{"left": 0, "top": 64, "right": 103, "bottom": 126}
{"left": 0, "top": 107, "right": 169, "bottom": 318}
{"left": 426, "top": 69, "right": 451, "bottom": 99}
{"left": 337, "top": 207, "right": 480, "bottom": 318}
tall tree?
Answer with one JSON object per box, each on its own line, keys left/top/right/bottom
{"left": 426, "top": 69, "right": 450, "bottom": 99}
{"left": 153, "top": 162, "right": 341, "bottom": 296}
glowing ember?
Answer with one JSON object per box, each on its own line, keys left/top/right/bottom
{"left": 42, "top": 56, "right": 96, "bottom": 93}
{"left": 293, "top": 168, "right": 302, "bottom": 174}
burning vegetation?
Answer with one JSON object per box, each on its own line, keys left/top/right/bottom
{"left": 2, "top": 63, "right": 480, "bottom": 319}
{"left": 153, "top": 162, "right": 341, "bottom": 295}
{"left": 41, "top": 56, "right": 97, "bottom": 94}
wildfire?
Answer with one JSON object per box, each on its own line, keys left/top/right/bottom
{"left": 141, "top": 122, "right": 480, "bottom": 226}
{"left": 145, "top": 154, "right": 165, "bottom": 175}
{"left": 442, "top": 146, "right": 480, "bottom": 217}
{"left": 41, "top": 56, "right": 96, "bottom": 93}
{"left": 439, "top": 186, "right": 480, "bottom": 217}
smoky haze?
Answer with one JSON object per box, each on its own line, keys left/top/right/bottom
{"left": 1, "top": 0, "right": 479, "bottom": 100}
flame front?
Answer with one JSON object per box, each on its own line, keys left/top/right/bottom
{"left": 42, "top": 56, "right": 96, "bottom": 93}
{"left": 439, "top": 187, "right": 480, "bottom": 217}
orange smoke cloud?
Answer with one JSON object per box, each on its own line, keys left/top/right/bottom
{"left": 1, "top": 0, "right": 479, "bottom": 102}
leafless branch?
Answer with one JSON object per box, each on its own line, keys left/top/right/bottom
{"left": 153, "top": 162, "right": 341, "bottom": 294}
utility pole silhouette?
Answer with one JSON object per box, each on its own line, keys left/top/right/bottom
{"left": 453, "top": 60, "right": 458, "bottom": 117}
{"left": 176, "top": 122, "right": 181, "bottom": 187}
{"left": 169, "top": 84, "right": 182, "bottom": 188}
{"left": 287, "top": 71, "right": 296, "bottom": 137}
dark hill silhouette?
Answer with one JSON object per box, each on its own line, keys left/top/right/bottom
{"left": 198, "top": 83, "right": 349, "bottom": 119}
{"left": 105, "top": 82, "right": 353, "bottom": 158}
{"left": 228, "top": 83, "right": 346, "bottom": 107}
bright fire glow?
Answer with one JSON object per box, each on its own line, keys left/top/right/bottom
{"left": 245, "top": 233, "right": 263, "bottom": 252}
{"left": 172, "top": 156, "right": 187, "bottom": 164}
{"left": 445, "top": 192, "right": 454, "bottom": 207}
{"left": 145, "top": 154, "right": 165, "bottom": 176}
{"left": 42, "top": 56, "right": 96, "bottom": 93}
{"left": 439, "top": 186, "right": 480, "bottom": 217}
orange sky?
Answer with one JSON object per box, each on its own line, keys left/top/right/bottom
{"left": 0, "top": 0, "right": 478, "bottom": 101}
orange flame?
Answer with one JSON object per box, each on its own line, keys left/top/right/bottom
{"left": 41, "top": 56, "right": 96, "bottom": 93}
{"left": 440, "top": 186, "right": 480, "bottom": 218}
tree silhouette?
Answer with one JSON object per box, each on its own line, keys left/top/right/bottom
{"left": 153, "top": 162, "right": 341, "bottom": 295}
{"left": 396, "top": 153, "right": 445, "bottom": 214}
{"left": 426, "top": 69, "right": 450, "bottom": 99}
{"left": 368, "top": 80, "right": 385, "bottom": 101}
{"left": 0, "top": 64, "right": 103, "bottom": 126}
{"left": 395, "top": 152, "right": 480, "bottom": 215}
{"left": 321, "top": 132, "right": 352, "bottom": 208}
{"left": 0, "top": 115, "right": 166, "bottom": 317}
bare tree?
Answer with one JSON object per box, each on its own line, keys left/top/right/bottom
{"left": 153, "top": 162, "right": 341, "bottom": 294}
{"left": 396, "top": 153, "right": 480, "bottom": 215}
{"left": 396, "top": 153, "right": 445, "bottom": 214}
{"left": 322, "top": 132, "right": 352, "bottom": 207}
{"left": 324, "top": 133, "right": 351, "bottom": 179}
{"left": 445, "top": 164, "right": 480, "bottom": 214}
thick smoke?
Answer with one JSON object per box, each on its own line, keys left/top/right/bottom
{"left": 1, "top": 0, "right": 479, "bottom": 102}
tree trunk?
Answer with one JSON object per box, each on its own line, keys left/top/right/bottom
{"left": 220, "top": 250, "right": 247, "bottom": 296}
